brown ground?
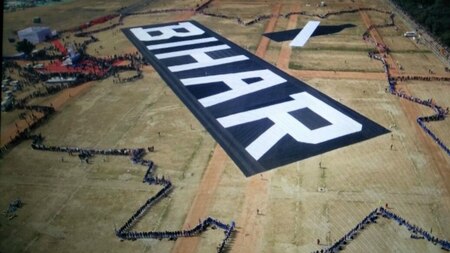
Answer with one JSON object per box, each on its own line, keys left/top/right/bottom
{"left": 276, "top": 4, "right": 300, "bottom": 70}
{"left": 1, "top": 82, "right": 93, "bottom": 147}
{"left": 229, "top": 4, "right": 284, "bottom": 253}
{"left": 171, "top": 146, "right": 228, "bottom": 253}
{"left": 359, "top": 9, "right": 399, "bottom": 76}
{"left": 254, "top": 3, "right": 282, "bottom": 59}
{"left": 1, "top": 1, "right": 449, "bottom": 253}
{"left": 288, "top": 69, "right": 386, "bottom": 80}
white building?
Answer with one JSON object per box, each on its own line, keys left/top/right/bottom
{"left": 17, "top": 27, "right": 51, "bottom": 44}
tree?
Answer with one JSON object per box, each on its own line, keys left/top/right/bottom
{"left": 15, "top": 39, "right": 35, "bottom": 56}
{"left": 392, "top": 0, "right": 450, "bottom": 47}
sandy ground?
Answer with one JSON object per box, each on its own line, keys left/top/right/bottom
{"left": 172, "top": 146, "right": 228, "bottom": 253}
{"left": 1, "top": 0, "right": 449, "bottom": 253}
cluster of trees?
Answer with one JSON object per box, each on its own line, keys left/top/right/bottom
{"left": 392, "top": 0, "right": 450, "bottom": 47}
{"left": 16, "top": 39, "right": 35, "bottom": 56}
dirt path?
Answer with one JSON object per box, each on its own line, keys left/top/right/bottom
{"left": 230, "top": 175, "right": 272, "bottom": 253}
{"left": 358, "top": 7, "right": 450, "bottom": 194}
{"left": 1, "top": 82, "right": 94, "bottom": 147}
{"left": 278, "top": 7, "right": 386, "bottom": 82}
{"left": 395, "top": 82, "right": 450, "bottom": 193}
{"left": 288, "top": 69, "right": 386, "bottom": 80}
{"left": 359, "top": 10, "right": 399, "bottom": 76}
{"left": 176, "top": 10, "right": 196, "bottom": 21}
{"left": 358, "top": 7, "right": 449, "bottom": 188}
{"left": 276, "top": 4, "right": 300, "bottom": 70}
{"left": 255, "top": 3, "right": 282, "bottom": 59}
{"left": 230, "top": 5, "right": 294, "bottom": 253}
{"left": 171, "top": 145, "right": 228, "bottom": 253}
{"left": 169, "top": 6, "right": 232, "bottom": 253}
{"left": 173, "top": 4, "right": 283, "bottom": 253}
{"left": 172, "top": 4, "right": 281, "bottom": 253}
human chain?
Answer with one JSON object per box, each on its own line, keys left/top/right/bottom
{"left": 380, "top": 207, "right": 449, "bottom": 249}
{"left": 198, "top": 7, "right": 393, "bottom": 26}
{"left": 29, "top": 142, "right": 235, "bottom": 253}
{"left": 367, "top": 43, "right": 449, "bottom": 156}
{"left": 0, "top": 107, "right": 55, "bottom": 155}
{"left": 313, "top": 207, "right": 449, "bottom": 253}
{"left": 57, "top": 5, "right": 396, "bottom": 39}
{"left": 394, "top": 75, "right": 450, "bottom": 82}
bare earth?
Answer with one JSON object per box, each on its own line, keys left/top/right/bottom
{"left": 1, "top": 0, "right": 449, "bottom": 253}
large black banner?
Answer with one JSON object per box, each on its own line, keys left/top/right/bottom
{"left": 123, "top": 21, "right": 388, "bottom": 177}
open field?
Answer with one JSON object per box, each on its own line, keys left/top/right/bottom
{"left": 1, "top": 0, "right": 449, "bottom": 253}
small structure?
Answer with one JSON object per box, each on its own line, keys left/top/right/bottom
{"left": 17, "top": 27, "right": 52, "bottom": 44}
{"left": 33, "top": 17, "right": 41, "bottom": 24}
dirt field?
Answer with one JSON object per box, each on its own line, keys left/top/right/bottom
{"left": 1, "top": 0, "right": 449, "bottom": 253}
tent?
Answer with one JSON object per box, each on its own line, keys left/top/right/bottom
{"left": 17, "top": 27, "right": 51, "bottom": 44}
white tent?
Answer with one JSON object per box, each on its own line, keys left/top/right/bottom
{"left": 17, "top": 27, "right": 51, "bottom": 44}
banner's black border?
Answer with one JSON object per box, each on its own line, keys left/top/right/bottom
{"left": 122, "top": 20, "right": 389, "bottom": 177}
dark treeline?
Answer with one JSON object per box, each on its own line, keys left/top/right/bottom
{"left": 391, "top": 0, "right": 450, "bottom": 47}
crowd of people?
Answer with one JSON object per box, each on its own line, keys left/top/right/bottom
{"left": 2, "top": 49, "right": 145, "bottom": 113}
{"left": 59, "top": 14, "right": 119, "bottom": 34}
{"left": 51, "top": 0, "right": 397, "bottom": 35}
{"left": 3, "top": 3, "right": 449, "bottom": 252}
{"left": 30, "top": 141, "right": 235, "bottom": 253}
{"left": 314, "top": 207, "right": 449, "bottom": 253}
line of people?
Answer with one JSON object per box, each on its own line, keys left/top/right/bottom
{"left": 113, "top": 70, "right": 143, "bottom": 84}
{"left": 30, "top": 141, "right": 235, "bottom": 253}
{"left": 368, "top": 47, "right": 450, "bottom": 156}
{"left": 394, "top": 75, "right": 450, "bottom": 82}
{"left": 314, "top": 207, "right": 450, "bottom": 253}
{"left": 313, "top": 208, "right": 379, "bottom": 253}
{"left": 201, "top": 7, "right": 393, "bottom": 27}
{"left": 380, "top": 207, "right": 450, "bottom": 250}
{"left": 314, "top": 207, "right": 449, "bottom": 253}
{"left": 0, "top": 107, "right": 55, "bottom": 155}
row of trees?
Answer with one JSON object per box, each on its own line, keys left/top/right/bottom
{"left": 392, "top": 0, "right": 450, "bottom": 47}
